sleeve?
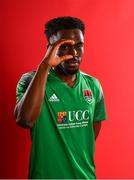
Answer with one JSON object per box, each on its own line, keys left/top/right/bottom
{"left": 93, "top": 79, "right": 107, "bottom": 122}
{"left": 16, "top": 72, "right": 34, "bottom": 103}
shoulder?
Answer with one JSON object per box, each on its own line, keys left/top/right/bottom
{"left": 80, "top": 71, "right": 101, "bottom": 88}
{"left": 80, "top": 71, "right": 104, "bottom": 101}
{"left": 20, "top": 70, "right": 36, "bottom": 80}
{"left": 17, "top": 70, "right": 36, "bottom": 89}
{"left": 19, "top": 70, "right": 36, "bottom": 82}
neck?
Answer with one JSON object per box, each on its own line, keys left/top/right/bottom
{"left": 55, "top": 69, "right": 77, "bottom": 87}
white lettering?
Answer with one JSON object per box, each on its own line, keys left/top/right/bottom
{"left": 68, "top": 110, "right": 90, "bottom": 121}
{"left": 75, "top": 110, "right": 83, "bottom": 121}
{"left": 68, "top": 111, "right": 75, "bottom": 121}
{"left": 82, "top": 110, "right": 90, "bottom": 120}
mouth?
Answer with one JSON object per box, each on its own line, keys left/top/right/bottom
{"left": 65, "top": 58, "right": 79, "bottom": 66}
{"left": 57, "top": 58, "right": 80, "bottom": 75}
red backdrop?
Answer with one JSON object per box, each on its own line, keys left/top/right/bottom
{"left": 1, "top": 0, "right": 134, "bottom": 178}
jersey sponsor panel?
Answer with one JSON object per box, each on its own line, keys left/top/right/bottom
{"left": 57, "top": 110, "right": 90, "bottom": 129}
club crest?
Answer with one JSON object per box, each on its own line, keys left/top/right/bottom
{"left": 83, "top": 89, "right": 93, "bottom": 103}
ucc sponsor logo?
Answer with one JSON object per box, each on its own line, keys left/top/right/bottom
{"left": 57, "top": 110, "right": 89, "bottom": 123}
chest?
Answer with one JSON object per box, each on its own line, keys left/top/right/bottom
{"left": 45, "top": 80, "right": 96, "bottom": 124}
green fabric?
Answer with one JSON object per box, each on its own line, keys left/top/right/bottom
{"left": 16, "top": 69, "right": 107, "bottom": 179}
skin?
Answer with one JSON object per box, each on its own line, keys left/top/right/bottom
{"left": 48, "top": 29, "right": 84, "bottom": 86}
{"left": 14, "top": 28, "right": 101, "bottom": 140}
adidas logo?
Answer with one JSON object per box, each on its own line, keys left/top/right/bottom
{"left": 49, "top": 94, "right": 60, "bottom": 102}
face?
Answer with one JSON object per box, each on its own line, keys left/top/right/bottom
{"left": 49, "top": 28, "right": 84, "bottom": 75}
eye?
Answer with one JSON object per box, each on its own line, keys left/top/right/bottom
{"left": 60, "top": 44, "right": 71, "bottom": 50}
{"left": 75, "top": 43, "right": 84, "bottom": 50}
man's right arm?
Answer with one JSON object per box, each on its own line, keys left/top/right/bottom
{"left": 14, "top": 39, "right": 75, "bottom": 128}
{"left": 14, "top": 62, "right": 50, "bottom": 128}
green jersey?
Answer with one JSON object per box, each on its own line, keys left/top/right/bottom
{"left": 16, "top": 69, "right": 107, "bottom": 179}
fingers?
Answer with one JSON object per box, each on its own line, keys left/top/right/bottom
{"left": 60, "top": 55, "right": 73, "bottom": 62}
{"left": 44, "top": 39, "right": 75, "bottom": 66}
{"left": 52, "top": 39, "right": 75, "bottom": 51}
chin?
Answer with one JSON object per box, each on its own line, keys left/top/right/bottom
{"left": 56, "top": 65, "right": 79, "bottom": 75}
{"left": 65, "top": 69, "right": 79, "bottom": 75}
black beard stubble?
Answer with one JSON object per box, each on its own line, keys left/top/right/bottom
{"left": 56, "top": 63, "right": 79, "bottom": 75}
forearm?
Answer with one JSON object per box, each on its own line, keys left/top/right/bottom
{"left": 14, "top": 62, "right": 50, "bottom": 128}
{"left": 14, "top": 39, "right": 75, "bottom": 128}
{"left": 93, "top": 121, "right": 102, "bottom": 140}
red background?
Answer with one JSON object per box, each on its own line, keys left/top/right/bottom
{"left": 1, "top": 0, "right": 134, "bottom": 178}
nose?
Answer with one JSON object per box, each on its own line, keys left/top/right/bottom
{"left": 70, "top": 48, "right": 78, "bottom": 56}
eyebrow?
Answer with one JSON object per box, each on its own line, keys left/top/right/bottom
{"left": 75, "top": 42, "right": 84, "bottom": 45}
{"left": 65, "top": 42, "right": 84, "bottom": 46}
{"left": 48, "top": 42, "right": 84, "bottom": 47}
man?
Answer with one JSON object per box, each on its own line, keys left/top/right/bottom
{"left": 14, "top": 16, "right": 107, "bottom": 179}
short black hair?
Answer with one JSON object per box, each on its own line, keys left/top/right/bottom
{"left": 44, "top": 16, "right": 85, "bottom": 41}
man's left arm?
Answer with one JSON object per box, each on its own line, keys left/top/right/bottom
{"left": 93, "top": 121, "right": 102, "bottom": 140}
{"left": 93, "top": 79, "right": 107, "bottom": 140}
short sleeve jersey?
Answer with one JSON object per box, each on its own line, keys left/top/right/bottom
{"left": 16, "top": 69, "right": 107, "bottom": 179}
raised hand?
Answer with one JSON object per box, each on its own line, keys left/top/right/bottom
{"left": 42, "top": 39, "right": 75, "bottom": 67}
